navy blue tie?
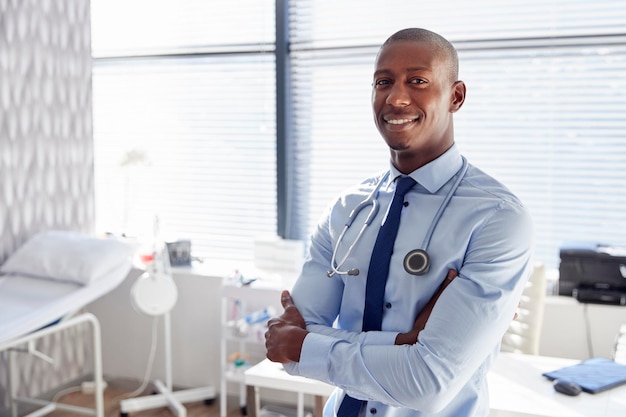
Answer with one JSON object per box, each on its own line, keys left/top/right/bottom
{"left": 338, "top": 175, "right": 416, "bottom": 417}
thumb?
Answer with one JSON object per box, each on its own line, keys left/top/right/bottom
{"left": 281, "top": 290, "right": 295, "bottom": 309}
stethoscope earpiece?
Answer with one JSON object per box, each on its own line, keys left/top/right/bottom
{"left": 403, "top": 249, "right": 430, "bottom": 276}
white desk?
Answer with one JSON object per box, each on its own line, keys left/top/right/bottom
{"left": 245, "top": 359, "right": 335, "bottom": 417}
{"left": 245, "top": 354, "right": 626, "bottom": 417}
{"left": 488, "top": 353, "right": 626, "bottom": 417}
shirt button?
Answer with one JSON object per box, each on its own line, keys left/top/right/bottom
{"left": 403, "top": 201, "right": 409, "bottom": 207}
{"left": 369, "top": 408, "right": 377, "bottom": 415}
{"left": 385, "top": 302, "right": 392, "bottom": 309}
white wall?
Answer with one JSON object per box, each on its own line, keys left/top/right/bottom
{"left": 539, "top": 296, "right": 626, "bottom": 360}
{"left": 87, "top": 263, "right": 228, "bottom": 390}
{"left": 0, "top": 0, "right": 95, "bottom": 409}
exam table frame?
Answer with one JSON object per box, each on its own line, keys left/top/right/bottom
{"left": 0, "top": 312, "right": 106, "bottom": 417}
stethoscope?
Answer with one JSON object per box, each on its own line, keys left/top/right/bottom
{"left": 327, "top": 157, "right": 468, "bottom": 278}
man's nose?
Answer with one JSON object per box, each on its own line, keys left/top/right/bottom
{"left": 386, "top": 83, "right": 411, "bottom": 106}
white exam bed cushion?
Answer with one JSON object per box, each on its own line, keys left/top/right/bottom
{"left": 1, "top": 230, "right": 135, "bottom": 285}
{"left": 0, "top": 231, "right": 136, "bottom": 345}
{"left": 0, "top": 263, "right": 132, "bottom": 345}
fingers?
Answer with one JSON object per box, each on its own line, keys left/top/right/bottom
{"left": 436, "top": 269, "right": 457, "bottom": 293}
{"left": 281, "top": 290, "right": 295, "bottom": 309}
{"left": 513, "top": 301, "right": 521, "bottom": 320}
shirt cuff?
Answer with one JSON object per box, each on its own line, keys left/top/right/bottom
{"left": 298, "top": 330, "right": 398, "bottom": 383}
{"left": 282, "top": 361, "right": 300, "bottom": 376}
{"left": 299, "top": 332, "right": 338, "bottom": 383}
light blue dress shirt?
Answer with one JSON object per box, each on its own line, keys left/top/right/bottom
{"left": 284, "top": 144, "right": 534, "bottom": 417}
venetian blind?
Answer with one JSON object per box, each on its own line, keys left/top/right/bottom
{"left": 91, "top": 0, "right": 276, "bottom": 261}
{"left": 288, "top": 0, "right": 626, "bottom": 269}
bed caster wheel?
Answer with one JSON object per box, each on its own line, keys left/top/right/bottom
{"left": 240, "top": 406, "right": 247, "bottom": 415}
{"left": 204, "top": 398, "right": 215, "bottom": 405}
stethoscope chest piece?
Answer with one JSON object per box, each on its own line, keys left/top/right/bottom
{"left": 328, "top": 157, "right": 467, "bottom": 279}
{"left": 403, "top": 249, "right": 430, "bottom": 275}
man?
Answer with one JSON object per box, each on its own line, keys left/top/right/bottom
{"left": 265, "top": 28, "right": 534, "bottom": 417}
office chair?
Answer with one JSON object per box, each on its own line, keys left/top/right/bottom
{"left": 501, "top": 262, "right": 547, "bottom": 355}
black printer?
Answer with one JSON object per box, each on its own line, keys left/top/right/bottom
{"left": 559, "top": 243, "right": 626, "bottom": 305}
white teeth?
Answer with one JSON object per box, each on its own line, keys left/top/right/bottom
{"left": 386, "top": 118, "right": 414, "bottom": 125}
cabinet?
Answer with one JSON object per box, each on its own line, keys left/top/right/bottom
{"left": 538, "top": 296, "right": 626, "bottom": 359}
{"left": 220, "top": 279, "right": 285, "bottom": 417}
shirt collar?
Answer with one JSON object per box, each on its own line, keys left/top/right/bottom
{"left": 388, "top": 144, "right": 463, "bottom": 194}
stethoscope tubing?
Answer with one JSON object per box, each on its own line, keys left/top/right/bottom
{"left": 328, "top": 171, "right": 390, "bottom": 277}
{"left": 420, "top": 158, "right": 468, "bottom": 251}
{"left": 327, "top": 157, "right": 468, "bottom": 278}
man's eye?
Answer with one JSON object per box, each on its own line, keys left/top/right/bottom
{"left": 374, "top": 79, "right": 390, "bottom": 87}
{"left": 409, "top": 78, "right": 426, "bottom": 85}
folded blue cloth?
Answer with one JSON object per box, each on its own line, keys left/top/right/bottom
{"left": 543, "top": 357, "right": 626, "bottom": 394}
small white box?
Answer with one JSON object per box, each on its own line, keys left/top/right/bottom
{"left": 254, "top": 236, "right": 305, "bottom": 273}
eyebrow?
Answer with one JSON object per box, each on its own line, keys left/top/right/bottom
{"left": 373, "top": 66, "right": 432, "bottom": 78}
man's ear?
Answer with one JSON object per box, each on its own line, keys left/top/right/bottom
{"left": 449, "top": 80, "right": 466, "bottom": 113}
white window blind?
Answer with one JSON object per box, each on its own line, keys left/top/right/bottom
{"left": 91, "top": 0, "right": 275, "bottom": 56}
{"left": 91, "top": 1, "right": 626, "bottom": 268}
{"left": 91, "top": 0, "right": 276, "bottom": 261}
{"left": 289, "top": 0, "right": 626, "bottom": 269}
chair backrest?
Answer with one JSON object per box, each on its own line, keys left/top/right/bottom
{"left": 613, "top": 324, "right": 626, "bottom": 364}
{"left": 501, "top": 262, "right": 547, "bottom": 355}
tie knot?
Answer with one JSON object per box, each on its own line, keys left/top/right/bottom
{"left": 395, "top": 176, "right": 416, "bottom": 197}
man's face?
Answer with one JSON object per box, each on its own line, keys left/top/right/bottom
{"left": 372, "top": 40, "right": 463, "bottom": 165}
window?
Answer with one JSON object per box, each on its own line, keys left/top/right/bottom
{"left": 91, "top": 0, "right": 276, "bottom": 261}
{"left": 92, "top": 0, "right": 626, "bottom": 269}
{"left": 289, "top": 0, "right": 626, "bottom": 268}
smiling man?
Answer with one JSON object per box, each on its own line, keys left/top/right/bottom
{"left": 372, "top": 29, "right": 465, "bottom": 174}
{"left": 265, "top": 28, "right": 534, "bottom": 417}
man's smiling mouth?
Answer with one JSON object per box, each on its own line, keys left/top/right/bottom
{"left": 385, "top": 117, "right": 419, "bottom": 125}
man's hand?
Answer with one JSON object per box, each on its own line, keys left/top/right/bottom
{"left": 395, "top": 269, "right": 458, "bottom": 345}
{"left": 265, "top": 290, "right": 309, "bottom": 363}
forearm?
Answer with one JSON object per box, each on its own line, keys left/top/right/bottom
{"left": 289, "top": 249, "right": 455, "bottom": 365}
{"left": 308, "top": 323, "right": 398, "bottom": 345}
{"left": 297, "top": 247, "right": 533, "bottom": 411}
{"left": 297, "top": 278, "right": 522, "bottom": 412}
{"left": 394, "top": 269, "right": 457, "bottom": 345}
{"left": 290, "top": 173, "right": 534, "bottom": 412}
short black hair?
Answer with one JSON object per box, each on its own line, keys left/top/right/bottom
{"left": 380, "top": 28, "right": 459, "bottom": 81}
